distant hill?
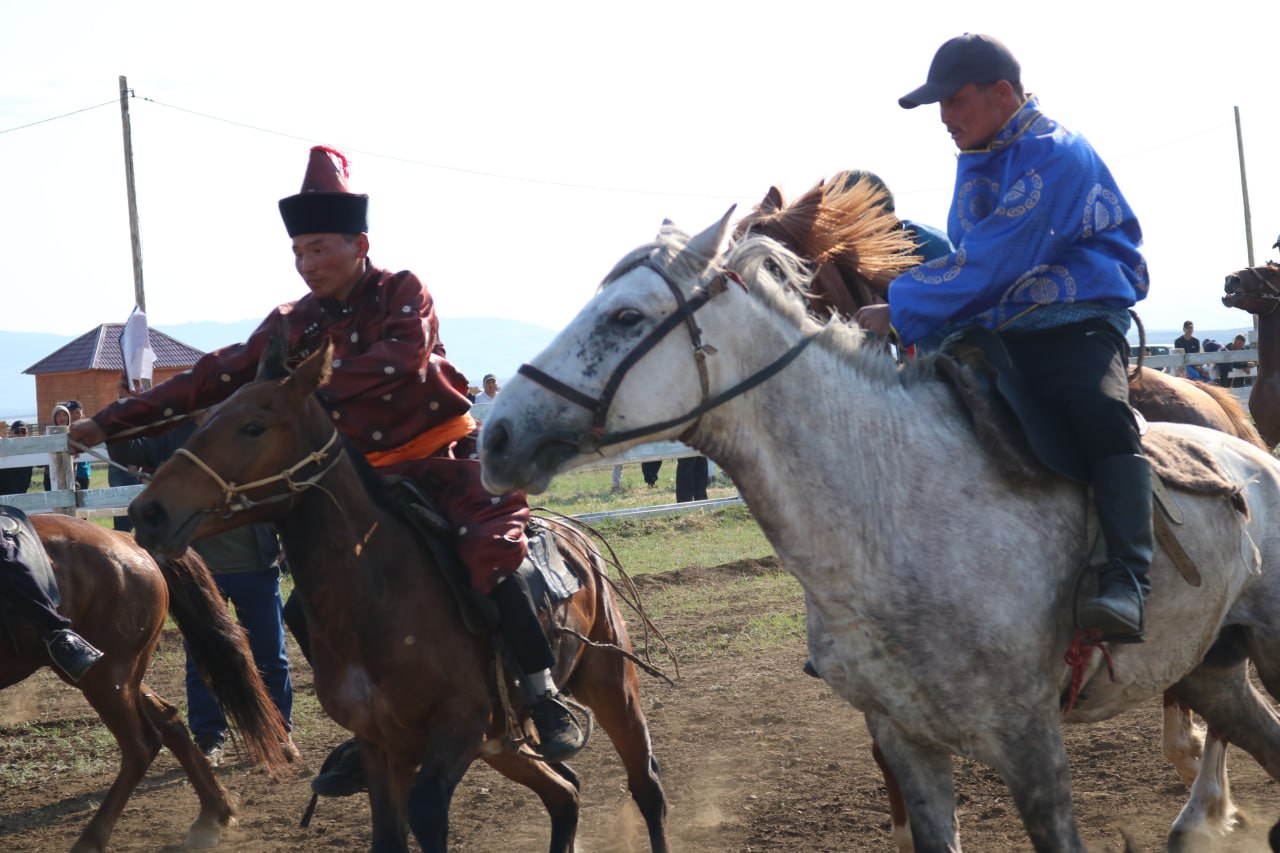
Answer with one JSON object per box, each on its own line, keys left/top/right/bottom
{"left": 0, "top": 316, "right": 559, "bottom": 418}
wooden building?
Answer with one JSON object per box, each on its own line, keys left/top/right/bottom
{"left": 23, "top": 324, "right": 204, "bottom": 428}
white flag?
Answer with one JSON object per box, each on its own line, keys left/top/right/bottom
{"left": 120, "top": 306, "right": 156, "bottom": 391}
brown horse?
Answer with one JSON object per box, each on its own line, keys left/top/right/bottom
{"left": 0, "top": 513, "right": 290, "bottom": 853}
{"left": 1223, "top": 261, "right": 1280, "bottom": 447}
{"left": 737, "top": 177, "right": 1265, "bottom": 848}
{"left": 125, "top": 338, "right": 668, "bottom": 853}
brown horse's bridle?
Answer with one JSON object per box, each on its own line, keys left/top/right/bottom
{"left": 516, "top": 253, "right": 821, "bottom": 454}
{"left": 173, "top": 428, "right": 344, "bottom": 517}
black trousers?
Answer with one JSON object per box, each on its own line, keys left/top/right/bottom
{"left": 1001, "top": 320, "right": 1142, "bottom": 466}
{"left": 0, "top": 526, "right": 69, "bottom": 635}
{"left": 676, "top": 456, "right": 709, "bottom": 502}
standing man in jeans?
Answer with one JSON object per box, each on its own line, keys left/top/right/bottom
{"left": 108, "top": 421, "right": 295, "bottom": 764}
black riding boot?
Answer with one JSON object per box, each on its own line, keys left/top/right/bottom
{"left": 1078, "top": 454, "right": 1153, "bottom": 641}
{"left": 490, "top": 574, "right": 585, "bottom": 761}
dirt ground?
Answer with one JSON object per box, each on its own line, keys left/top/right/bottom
{"left": 1, "top": 557, "right": 1277, "bottom": 852}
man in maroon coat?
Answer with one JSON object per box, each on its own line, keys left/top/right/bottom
{"left": 71, "top": 146, "right": 583, "bottom": 782}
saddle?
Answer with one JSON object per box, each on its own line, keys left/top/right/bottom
{"left": 381, "top": 476, "right": 581, "bottom": 635}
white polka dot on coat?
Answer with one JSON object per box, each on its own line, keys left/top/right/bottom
{"left": 372, "top": 431, "right": 383, "bottom": 441}
{"left": 384, "top": 366, "right": 395, "bottom": 375}
{"left": 333, "top": 359, "right": 343, "bottom": 368}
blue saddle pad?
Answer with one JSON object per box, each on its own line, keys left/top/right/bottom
{"left": 0, "top": 505, "right": 60, "bottom": 609}
{"left": 517, "top": 523, "right": 582, "bottom": 608}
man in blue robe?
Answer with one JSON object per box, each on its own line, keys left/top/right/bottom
{"left": 857, "top": 34, "right": 1152, "bottom": 641}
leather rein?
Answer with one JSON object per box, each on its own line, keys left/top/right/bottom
{"left": 516, "top": 254, "right": 821, "bottom": 454}
{"left": 173, "top": 428, "right": 344, "bottom": 518}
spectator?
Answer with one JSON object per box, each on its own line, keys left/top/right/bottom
{"left": 474, "top": 374, "right": 500, "bottom": 404}
{"left": 1173, "top": 321, "right": 1209, "bottom": 382}
{"left": 42, "top": 405, "right": 75, "bottom": 492}
{"left": 641, "top": 460, "right": 662, "bottom": 488}
{"left": 676, "top": 456, "right": 709, "bottom": 503}
{"left": 65, "top": 402, "right": 92, "bottom": 490}
{"left": 1221, "top": 334, "right": 1255, "bottom": 388}
{"left": 0, "top": 421, "right": 34, "bottom": 496}
{"left": 108, "top": 420, "right": 296, "bottom": 765}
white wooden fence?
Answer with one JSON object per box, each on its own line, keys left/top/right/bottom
{"left": 2, "top": 350, "right": 1258, "bottom": 520}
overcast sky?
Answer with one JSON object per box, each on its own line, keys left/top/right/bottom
{"left": 3, "top": 1, "right": 1277, "bottom": 339}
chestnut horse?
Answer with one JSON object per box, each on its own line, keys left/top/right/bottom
{"left": 736, "top": 177, "right": 1265, "bottom": 449}
{"left": 0, "top": 513, "right": 290, "bottom": 853}
{"left": 735, "top": 178, "right": 1265, "bottom": 848}
{"left": 125, "top": 338, "right": 668, "bottom": 853}
{"left": 1222, "top": 262, "right": 1280, "bottom": 447}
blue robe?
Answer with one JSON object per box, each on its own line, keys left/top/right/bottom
{"left": 888, "top": 96, "right": 1149, "bottom": 347}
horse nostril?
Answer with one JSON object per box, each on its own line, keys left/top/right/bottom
{"left": 130, "top": 499, "right": 168, "bottom": 532}
{"left": 482, "top": 420, "right": 511, "bottom": 459}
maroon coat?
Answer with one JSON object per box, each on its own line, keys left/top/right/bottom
{"left": 93, "top": 263, "right": 528, "bottom": 593}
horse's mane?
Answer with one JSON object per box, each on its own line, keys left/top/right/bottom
{"left": 719, "top": 233, "right": 937, "bottom": 389}
{"left": 736, "top": 177, "right": 921, "bottom": 291}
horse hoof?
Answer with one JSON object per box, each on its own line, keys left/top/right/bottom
{"left": 185, "top": 814, "right": 234, "bottom": 849}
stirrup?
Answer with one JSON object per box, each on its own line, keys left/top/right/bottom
{"left": 1075, "top": 563, "right": 1146, "bottom": 643}
{"left": 526, "top": 694, "right": 591, "bottom": 762}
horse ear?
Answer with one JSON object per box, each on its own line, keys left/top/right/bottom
{"left": 760, "top": 186, "right": 783, "bottom": 213}
{"left": 684, "top": 206, "right": 737, "bottom": 265}
{"left": 289, "top": 338, "right": 334, "bottom": 395}
{"left": 255, "top": 336, "right": 291, "bottom": 382}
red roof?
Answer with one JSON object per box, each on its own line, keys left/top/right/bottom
{"left": 24, "top": 324, "right": 204, "bottom": 375}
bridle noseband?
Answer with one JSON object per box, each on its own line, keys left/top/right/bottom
{"left": 517, "top": 253, "right": 821, "bottom": 453}
{"left": 174, "top": 428, "right": 343, "bottom": 517}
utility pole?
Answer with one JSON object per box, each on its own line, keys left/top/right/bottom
{"left": 1234, "top": 106, "right": 1258, "bottom": 342}
{"left": 1235, "top": 106, "right": 1253, "bottom": 267}
{"left": 119, "top": 75, "right": 145, "bottom": 312}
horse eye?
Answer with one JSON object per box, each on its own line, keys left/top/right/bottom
{"left": 613, "top": 308, "right": 644, "bottom": 326}
{"left": 241, "top": 421, "right": 266, "bottom": 437}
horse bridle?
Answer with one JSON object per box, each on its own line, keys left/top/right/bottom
{"left": 516, "top": 253, "right": 821, "bottom": 453}
{"left": 173, "top": 428, "right": 344, "bottom": 518}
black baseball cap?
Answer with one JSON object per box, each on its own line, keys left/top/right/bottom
{"left": 899, "top": 33, "right": 1021, "bottom": 109}
{"left": 65, "top": 400, "right": 83, "bottom": 410}
{"left": 10, "top": 420, "right": 27, "bottom": 433}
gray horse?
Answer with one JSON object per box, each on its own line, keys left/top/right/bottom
{"left": 480, "top": 212, "right": 1280, "bottom": 851}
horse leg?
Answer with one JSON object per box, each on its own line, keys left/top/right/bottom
{"left": 362, "top": 740, "right": 415, "bottom": 853}
{"left": 871, "top": 738, "right": 914, "bottom": 853}
{"left": 137, "top": 683, "right": 236, "bottom": 848}
{"left": 1162, "top": 692, "right": 1205, "bottom": 788}
{"left": 569, "top": 652, "right": 668, "bottom": 852}
{"left": 864, "top": 713, "right": 960, "bottom": 853}
{"left": 1168, "top": 727, "right": 1237, "bottom": 852}
{"left": 482, "top": 750, "right": 580, "bottom": 853}
{"left": 406, "top": 731, "right": 482, "bottom": 853}
{"left": 980, "top": 710, "right": 1085, "bottom": 853}
{"left": 1169, "top": 663, "right": 1280, "bottom": 847}
{"left": 70, "top": 678, "right": 163, "bottom": 853}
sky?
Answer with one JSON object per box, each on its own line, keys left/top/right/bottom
{"left": 2, "top": 1, "right": 1278, "bottom": 340}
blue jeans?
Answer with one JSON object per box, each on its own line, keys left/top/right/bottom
{"left": 185, "top": 567, "right": 292, "bottom": 742}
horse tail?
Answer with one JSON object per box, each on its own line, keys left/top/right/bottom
{"left": 157, "top": 549, "right": 290, "bottom": 774}
{"left": 1195, "top": 380, "right": 1269, "bottom": 450}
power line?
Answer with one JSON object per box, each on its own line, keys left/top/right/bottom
{"left": 0, "top": 99, "right": 117, "bottom": 136}
{"left": 137, "top": 95, "right": 745, "bottom": 201}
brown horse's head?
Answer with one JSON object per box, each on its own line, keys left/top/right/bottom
{"left": 733, "top": 176, "right": 920, "bottom": 320}
{"left": 1222, "top": 262, "right": 1280, "bottom": 316}
{"left": 131, "top": 338, "right": 337, "bottom": 558}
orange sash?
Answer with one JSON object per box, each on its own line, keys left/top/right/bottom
{"left": 365, "top": 413, "right": 477, "bottom": 469}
